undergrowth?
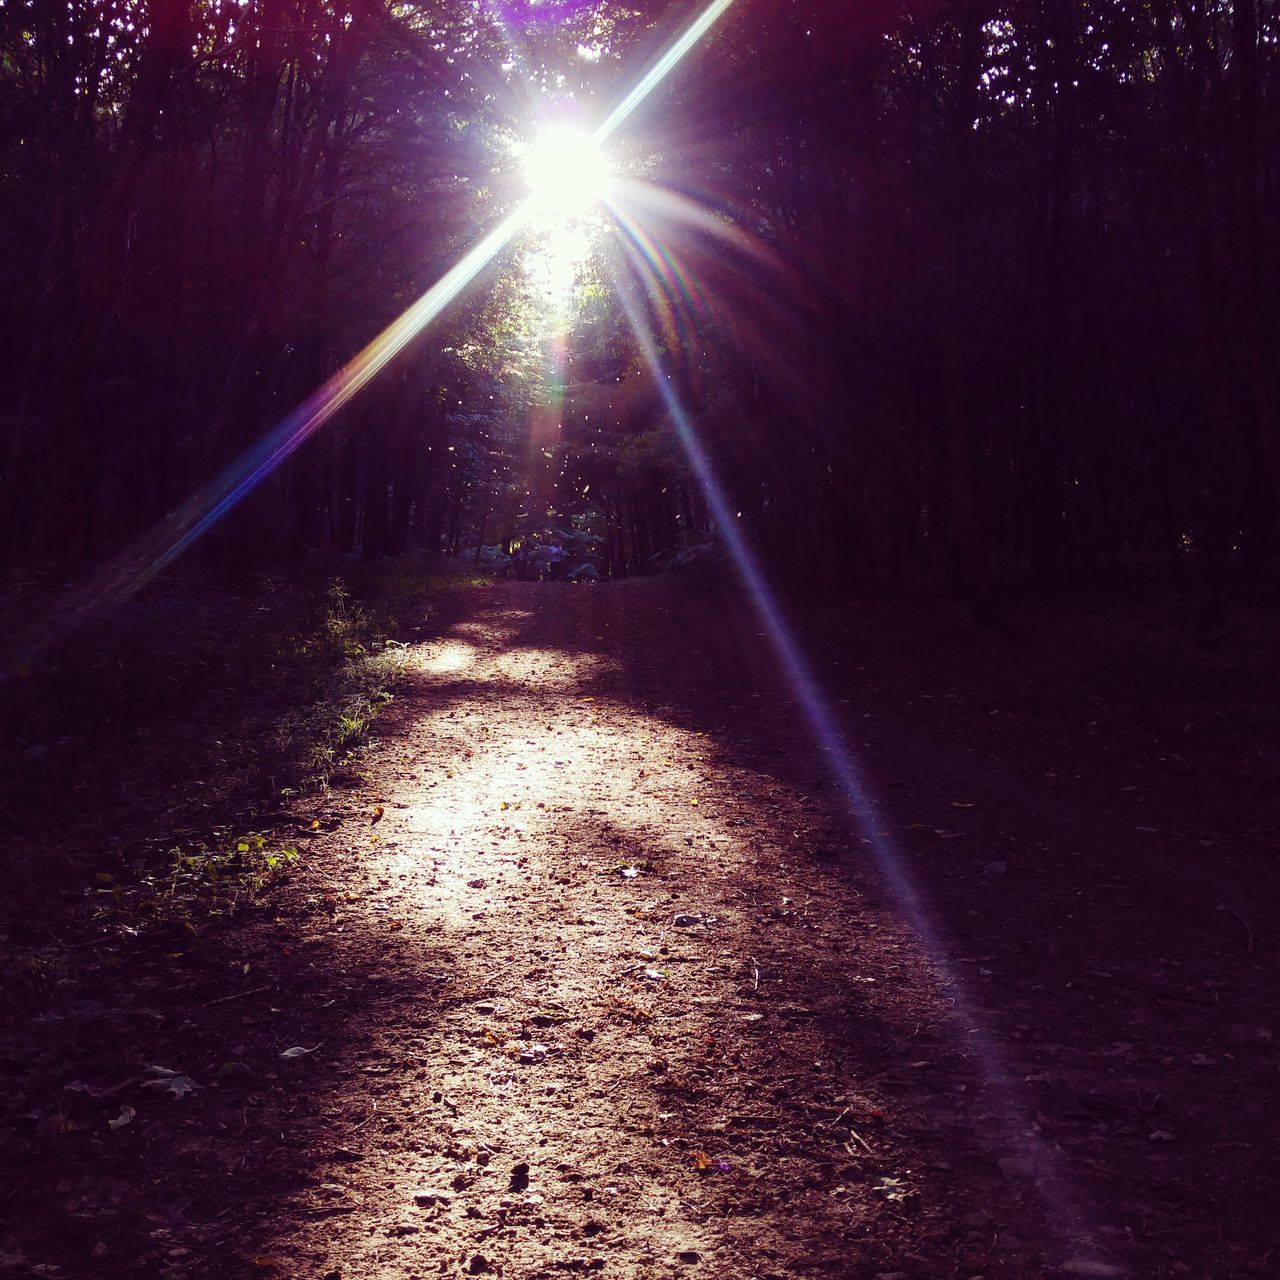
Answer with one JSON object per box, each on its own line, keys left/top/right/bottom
{"left": 0, "top": 552, "right": 472, "bottom": 929}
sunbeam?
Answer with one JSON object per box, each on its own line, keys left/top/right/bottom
{"left": 3, "top": 0, "right": 741, "bottom": 673}
{"left": 593, "top": 0, "right": 736, "bottom": 143}
{"left": 523, "top": 125, "right": 613, "bottom": 214}
{"left": 606, "top": 239, "right": 1092, "bottom": 1255}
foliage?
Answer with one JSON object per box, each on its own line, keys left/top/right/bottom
{"left": 0, "top": 0, "right": 1276, "bottom": 605}
{"left": 0, "top": 555, "right": 472, "bottom": 916}
{"left": 166, "top": 833, "right": 300, "bottom": 913}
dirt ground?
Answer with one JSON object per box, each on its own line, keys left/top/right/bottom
{"left": 3, "top": 577, "right": 1278, "bottom": 1279}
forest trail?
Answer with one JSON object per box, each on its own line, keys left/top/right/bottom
{"left": 232, "top": 579, "right": 1275, "bottom": 1279}
{"left": 245, "top": 577, "right": 1053, "bottom": 1279}
{"left": 6, "top": 578, "right": 1277, "bottom": 1279}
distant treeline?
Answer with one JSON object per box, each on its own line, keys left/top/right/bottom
{"left": 1, "top": 2, "right": 1276, "bottom": 606}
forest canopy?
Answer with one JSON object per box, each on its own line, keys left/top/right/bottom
{"left": 0, "top": 0, "right": 1276, "bottom": 599}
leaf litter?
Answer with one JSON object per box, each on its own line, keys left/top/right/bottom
{"left": 3, "top": 579, "right": 1276, "bottom": 1279}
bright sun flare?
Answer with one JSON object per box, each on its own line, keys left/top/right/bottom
{"left": 523, "top": 125, "right": 613, "bottom": 215}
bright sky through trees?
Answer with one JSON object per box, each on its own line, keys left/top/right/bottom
{"left": 518, "top": 125, "right": 614, "bottom": 308}
{"left": 522, "top": 126, "right": 614, "bottom": 215}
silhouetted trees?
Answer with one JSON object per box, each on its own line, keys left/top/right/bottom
{"left": 1, "top": 1, "right": 1276, "bottom": 600}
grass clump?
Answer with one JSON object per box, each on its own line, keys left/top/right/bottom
{"left": 0, "top": 552, "right": 474, "bottom": 924}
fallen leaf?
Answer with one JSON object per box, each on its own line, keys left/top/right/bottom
{"left": 873, "top": 1175, "right": 912, "bottom": 1201}
{"left": 371, "top": 806, "right": 385, "bottom": 824}
{"left": 108, "top": 1105, "right": 136, "bottom": 1131}
{"left": 142, "top": 1075, "right": 199, "bottom": 1098}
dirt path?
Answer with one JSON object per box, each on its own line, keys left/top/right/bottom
{"left": 244, "top": 580, "right": 1016, "bottom": 1279}
{"left": 6, "top": 578, "right": 1276, "bottom": 1279}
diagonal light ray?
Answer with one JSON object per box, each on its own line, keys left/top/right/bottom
{"left": 137, "top": 207, "right": 531, "bottom": 588}
{"left": 609, "top": 234, "right": 1088, "bottom": 1253}
{"left": 594, "top": 0, "right": 735, "bottom": 142}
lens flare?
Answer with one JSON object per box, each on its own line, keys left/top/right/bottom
{"left": 523, "top": 126, "right": 613, "bottom": 214}
{"left": 594, "top": 0, "right": 736, "bottom": 142}
{"left": 4, "top": 0, "right": 741, "bottom": 672}
{"left": 608, "top": 241, "right": 1087, "bottom": 1251}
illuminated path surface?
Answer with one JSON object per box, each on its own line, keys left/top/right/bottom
{"left": 5, "top": 579, "right": 1278, "bottom": 1276}
{"left": 245, "top": 581, "right": 1052, "bottom": 1278}
{"left": 211, "top": 578, "right": 1280, "bottom": 1280}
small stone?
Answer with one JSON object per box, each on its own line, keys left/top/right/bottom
{"left": 1060, "top": 1261, "right": 1126, "bottom": 1278}
{"left": 1227, "top": 1023, "right": 1272, "bottom": 1046}
{"left": 390, "top": 1223, "right": 419, "bottom": 1237}
{"left": 509, "top": 1162, "right": 530, "bottom": 1192}
{"left": 473, "top": 1003, "right": 496, "bottom": 1016}
{"left": 91, "top": 1243, "right": 109, "bottom": 1261}
{"left": 677, "top": 1251, "right": 702, "bottom": 1264}
{"left": 413, "top": 1191, "right": 451, "bottom": 1208}
{"left": 672, "top": 914, "right": 703, "bottom": 927}
{"left": 874, "top": 1273, "right": 909, "bottom": 1279}
{"left": 468, "top": 1255, "right": 491, "bottom": 1274}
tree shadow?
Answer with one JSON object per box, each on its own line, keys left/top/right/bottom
{"left": 10, "top": 577, "right": 1237, "bottom": 1277}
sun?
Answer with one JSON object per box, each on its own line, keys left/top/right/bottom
{"left": 523, "top": 125, "right": 613, "bottom": 216}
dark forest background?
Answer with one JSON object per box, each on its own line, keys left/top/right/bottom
{"left": 1, "top": 0, "right": 1277, "bottom": 613}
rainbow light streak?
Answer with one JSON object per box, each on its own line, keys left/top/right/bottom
{"left": 608, "top": 210, "right": 688, "bottom": 341}
{"left": 594, "top": 0, "right": 736, "bottom": 142}
{"left": 606, "top": 193, "right": 733, "bottom": 350}
{"left": 125, "top": 208, "right": 530, "bottom": 593}
{"left": 611, "top": 253, "right": 1086, "bottom": 1249}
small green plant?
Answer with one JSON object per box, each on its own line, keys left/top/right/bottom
{"left": 336, "top": 711, "right": 368, "bottom": 747}
{"left": 168, "top": 832, "right": 299, "bottom": 911}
